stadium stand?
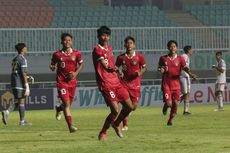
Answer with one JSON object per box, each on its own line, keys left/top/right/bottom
{"left": 50, "top": 5, "right": 177, "bottom": 27}
{"left": 0, "top": 0, "right": 177, "bottom": 28}
{"left": 0, "top": 0, "right": 53, "bottom": 28}
{"left": 184, "top": 5, "right": 230, "bottom": 26}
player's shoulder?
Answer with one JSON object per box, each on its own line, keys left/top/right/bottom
{"left": 16, "top": 54, "right": 26, "bottom": 61}
{"left": 177, "top": 54, "right": 184, "bottom": 59}
{"left": 135, "top": 51, "right": 144, "bottom": 58}
{"left": 72, "top": 49, "right": 81, "bottom": 54}
{"left": 53, "top": 50, "right": 61, "bottom": 55}
{"left": 117, "top": 52, "right": 126, "bottom": 58}
{"left": 181, "top": 53, "right": 187, "bottom": 58}
{"left": 220, "top": 58, "right": 226, "bottom": 63}
{"left": 160, "top": 54, "right": 168, "bottom": 59}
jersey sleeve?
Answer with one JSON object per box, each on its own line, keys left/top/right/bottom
{"left": 182, "top": 54, "right": 189, "bottom": 66}
{"left": 76, "top": 52, "right": 83, "bottom": 64}
{"left": 139, "top": 54, "right": 146, "bottom": 68}
{"left": 19, "top": 56, "right": 28, "bottom": 73}
{"left": 180, "top": 56, "right": 186, "bottom": 68}
{"left": 93, "top": 48, "right": 104, "bottom": 61}
{"left": 51, "top": 52, "right": 58, "bottom": 65}
{"left": 219, "top": 60, "right": 226, "bottom": 70}
{"left": 115, "top": 55, "right": 122, "bottom": 67}
{"left": 158, "top": 56, "right": 164, "bottom": 67}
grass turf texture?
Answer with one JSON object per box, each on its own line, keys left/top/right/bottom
{"left": 1, "top": 104, "right": 230, "bottom": 153}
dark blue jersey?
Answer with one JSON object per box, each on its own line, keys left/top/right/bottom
{"left": 11, "top": 54, "right": 28, "bottom": 90}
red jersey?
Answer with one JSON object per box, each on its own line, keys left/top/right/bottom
{"left": 158, "top": 54, "right": 186, "bottom": 90}
{"left": 116, "top": 51, "right": 146, "bottom": 90}
{"left": 92, "top": 44, "right": 121, "bottom": 91}
{"left": 51, "top": 49, "right": 83, "bottom": 87}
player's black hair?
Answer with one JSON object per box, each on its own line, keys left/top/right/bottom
{"left": 167, "top": 40, "right": 178, "bottom": 49}
{"left": 15, "top": 43, "right": 26, "bottom": 54}
{"left": 61, "top": 33, "right": 73, "bottom": 43}
{"left": 216, "top": 51, "right": 222, "bottom": 56}
{"left": 124, "top": 36, "right": 136, "bottom": 44}
{"left": 97, "top": 26, "right": 111, "bottom": 37}
{"left": 183, "top": 45, "right": 192, "bottom": 54}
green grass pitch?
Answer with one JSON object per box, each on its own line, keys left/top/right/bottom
{"left": 1, "top": 104, "right": 230, "bottom": 153}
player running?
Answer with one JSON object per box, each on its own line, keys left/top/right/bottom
{"left": 2, "top": 43, "right": 32, "bottom": 126}
{"left": 180, "top": 45, "right": 197, "bottom": 115}
{"left": 116, "top": 36, "right": 147, "bottom": 131}
{"left": 50, "top": 33, "right": 84, "bottom": 133}
{"left": 212, "top": 51, "right": 226, "bottom": 111}
{"left": 92, "top": 26, "right": 135, "bottom": 140}
{"left": 158, "top": 40, "right": 197, "bottom": 126}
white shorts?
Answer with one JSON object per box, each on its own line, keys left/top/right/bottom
{"left": 215, "top": 83, "right": 226, "bottom": 92}
{"left": 180, "top": 77, "right": 191, "bottom": 94}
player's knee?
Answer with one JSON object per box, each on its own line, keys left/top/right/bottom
{"left": 113, "top": 109, "right": 119, "bottom": 116}
{"left": 215, "top": 91, "right": 222, "bottom": 97}
{"left": 63, "top": 101, "right": 71, "bottom": 108}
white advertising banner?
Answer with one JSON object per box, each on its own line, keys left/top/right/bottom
{"left": 53, "top": 83, "right": 230, "bottom": 108}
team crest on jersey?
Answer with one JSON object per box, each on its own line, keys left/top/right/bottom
{"left": 132, "top": 59, "right": 137, "bottom": 65}
{"left": 71, "top": 56, "right": 76, "bottom": 61}
{"left": 122, "top": 60, "right": 126, "bottom": 64}
{"left": 174, "top": 60, "right": 179, "bottom": 66}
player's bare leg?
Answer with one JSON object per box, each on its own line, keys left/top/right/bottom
{"left": 122, "top": 102, "right": 137, "bottom": 131}
{"left": 113, "top": 98, "right": 135, "bottom": 137}
{"left": 162, "top": 100, "right": 172, "bottom": 116}
{"left": 122, "top": 117, "right": 128, "bottom": 131}
{"left": 167, "top": 100, "right": 179, "bottom": 126}
{"left": 99, "top": 102, "right": 120, "bottom": 141}
{"left": 63, "top": 101, "right": 77, "bottom": 133}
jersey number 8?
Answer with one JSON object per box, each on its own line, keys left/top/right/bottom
{"left": 109, "top": 91, "right": 116, "bottom": 98}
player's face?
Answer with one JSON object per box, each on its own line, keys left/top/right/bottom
{"left": 62, "top": 36, "right": 72, "bottom": 48}
{"left": 124, "top": 40, "right": 135, "bottom": 51}
{"left": 22, "top": 47, "right": 28, "bottom": 54}
{"left": 99, "top": 33, "right": 110, "bottom": 44}
{"left": 216, "top": 54, "right": 222, "bottom": 61}
{"left": 168, "top": 43, "right": 177, "bottom": 54}
{"left": 188, "top": 49, "right": 193, "bottom": 57}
